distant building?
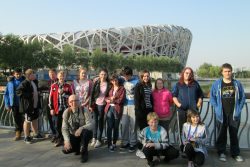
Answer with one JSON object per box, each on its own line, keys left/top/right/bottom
{"left": 21, "top": 25, "right": 192, "bottom": 66}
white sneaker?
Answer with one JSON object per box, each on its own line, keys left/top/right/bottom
{"left": 219, "top": 153, "right": 227, "bottom": 162}
{"left": 234, "top": 155, "right": 243, "bottom": 162}
{"left": 188, "top": 161, "right": 194, "bottom": 167}
{"left": 94, "top": 140, "right": 102, "bottom": 148}
{"left": 90, "top": 138, "right": 96, "bottom": 147}
{"left": 136, "top": 149, "right": 146, "bottom": 159}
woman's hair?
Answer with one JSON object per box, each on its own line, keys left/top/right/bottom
{"left": 99, "top": 68, "right": 109, "bottom": 81}
{"left": 186, "top": 109, "right": 203, "bottom": 125}
{"left": 178, "top": 67, "right": 195, "bottom": 85}
{"left": 57, "top": 70, "right": 65, "bottom": 77}
{"left": 139, "top": 69, "right": 151, "bottom": 86}
{"left": 147, "top": 112, "right": 159, "bottom": 122}
{"left": 154, "top": 78, "right": 164, "bottom": 90}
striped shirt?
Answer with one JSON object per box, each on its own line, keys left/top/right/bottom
{"left": 144, "top": 86, "right": 152, "bottom": 109}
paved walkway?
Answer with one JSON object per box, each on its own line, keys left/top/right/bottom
{"left": 0, "top": 128, "right": 249, "bottom": 167}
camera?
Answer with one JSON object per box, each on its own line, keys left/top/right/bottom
{"left": 73, "top": 122, "right": 80, "bottom": 131}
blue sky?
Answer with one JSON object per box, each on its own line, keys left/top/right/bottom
{"left": 1, "top": 0, "right": 250, "bottom": 70}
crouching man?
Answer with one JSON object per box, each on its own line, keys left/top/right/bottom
{"left": 62, "top": 95, "right": 94, "bottom": 163}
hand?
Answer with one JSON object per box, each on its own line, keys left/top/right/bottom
{"left": 145, "top": 143, "right": 155, "bottom": 148}
{"left": 197, "top": 103, "right": 201, "bottom": 109}
{"left": 177, "top": 103, "right": 182, "bottom": 108}
{"left": 64, "top": 141, "right": 72, "bottom": 151}
{"left": 75, "top": 127, "right": 83, "bottom": 137}
{"left": 189, "top": 137, "right": 196, "bottom": 142}
{"left": 50, "top": 110, "right": 55, "bottom": 116}
{"left": 89, "top": 107, "right": 93, "bottom": 112}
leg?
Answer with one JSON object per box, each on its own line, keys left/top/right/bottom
{"left": 93, "top": 107, "right": 99, "bottom": 139}
{"left": 143, "top": 147, "right": 158, "bottom": 163}
{"left": 183, "top": 143, "right": 196, "bottom": 161}
{"left": 216, "top": 114, "right": 228, "bottom": 155}
{"left": 193, "top": 151, "right": 205, "bottom": 166}
{"left": 120, "top": 106, "right": 129, "bottom": 146}
{"left": 106, "top": 108, "right": 115, "bottom": 146}
{"left": 12, "top": 106, "right": 24, "bottom": 132}
{"left": 161, "top": 145, "right": 179, "bottom": 161}
{"left": 80, "top": 129, "right": 93, "bottom": 163}
{"left": 228, "top": 113, "right": 240, "bottom": 157}
{"left": 128, "top": 105, "right": 137, "bottom": 147}
{"left": 113, "top": 118, "right": 120, "bottom": 145}
{"left": 97, "top": 105, "right": 105, "bottom": 141}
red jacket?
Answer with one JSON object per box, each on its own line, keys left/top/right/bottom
{"left": 49, "top": 82, "right": 73, "bottom": 114}
{"left": 104, "top": 86, "right": 125, "bottom": 118}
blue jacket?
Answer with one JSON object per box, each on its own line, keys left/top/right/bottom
{"left": 4, "top": 76, "right": 25, "bottom": 108}
{"left": 172, "top": 80, "right": 203, "bottom": 111}
{"left": 210, "top": 78, "right": 245, "bottom": 123}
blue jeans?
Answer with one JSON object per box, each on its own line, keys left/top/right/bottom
{"left": 93, "top": 105, "right": 105, "bottom": 141}
{"left": 106, "top": 106, "right": 120, "bottom": 146}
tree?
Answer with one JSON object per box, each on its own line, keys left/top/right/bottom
{"left": 197, "top": 63, "right": 220, "bottom": 78}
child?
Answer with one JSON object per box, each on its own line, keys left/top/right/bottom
{"left": 181, "top": 109, "right": 209, "bottom": 167}
{"left": 104, "top": 74, "right": 125, "bottom": 152}
{"left": 138, "top": 112, "right": 179, "bottom": 167}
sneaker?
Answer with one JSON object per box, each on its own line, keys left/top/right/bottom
{"left": 128, "top": 145, "right": 136, "bottom": 153}
{"left": 219, "top": 153, "right": 227, "bottom": 162}
{"left": 51, "top": 136, "right": 57, "bottom": 143}
{"left": 90, "top": 138, "right": 96, "bottom": 147}
{"left": 109, "top": 145, "right": 115, "bottom": 152}
{"left": 234, "top": 155, "right": 243, "bottom": 162}
{"left": 33, "top": 133, "right": 44, "bottom": 140}
{"left": 188, "top": 161, "right": 194, "bottom": 167}
{"left": 136, "top": 149, "right": 146, "bottom": 159}
{"left": 94, "top": 140, "right": 102, "bottom": 148}
{"left": 81, "top": 150, "right": 88, "bottom": 163}
{"left": 24, "top": 136, "right": 32, "bottom": 144}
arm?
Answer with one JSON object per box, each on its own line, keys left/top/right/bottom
{"left": 172, "top": 84, "right": 181, "bottom": 108}
{"left": 209, "top": 82, "right": 217, "bottom": 107}
{"left": 16, "top": 81, "right": 32, "bottom": 98}
{"left": 195, "top": 125, "right": 209, "bottom": 146}
{"left": 61, "top": 109, "right": 71, "bottom": 142}
{"left": 4, "top": 82, "right": 11, "bottom": 109}
{"left": 113, "top": 87, "right": 126, "bottom": 105}
{"left": 238, "top": 81, "right": 246, "bottom": 110}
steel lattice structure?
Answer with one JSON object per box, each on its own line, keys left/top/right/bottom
{"left": 21, "top": 25, "right": 192, "bottom": 66}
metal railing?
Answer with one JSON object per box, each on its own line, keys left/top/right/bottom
{"left": 1, "top": 92, "right": 250, "bottom": 149}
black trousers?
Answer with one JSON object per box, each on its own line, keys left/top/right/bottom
{"left": 12, "top": 106, "right": 24, "bottom": 132}
{"left": 182, "top": 143, "right": 205, "bottom": 166}
{"left": 216, "top": 112, "right": 240, "bottom": 156}
{"left": 138, "top": 142, "right": 179, "bottom": 162}
{"left": 106, "top": 107, "right": 120, "bottom": 146}
{"left": 93, "top": 105, "right": 105, "bottom": 141}
{"left": 46, "top": 105, "right": 56, "bottom": 135}
{"left": 67, "top": 129, "right": 93, "bottom": 153}
{"left": 136, "top": 108, "right": 153, "bottom": 131}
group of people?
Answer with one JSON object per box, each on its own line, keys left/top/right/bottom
{"left": 4, "top": 63, "right": 246, "bottom": 167}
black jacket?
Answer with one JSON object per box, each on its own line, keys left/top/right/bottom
{"left": 134, "top": 82, "right": 153, "bottom": 118}
{"left": 16, "top": 79, "right": 41, "bottom": 114}
{"left": 89, "top": 79, "right": 111, "bottom": 108}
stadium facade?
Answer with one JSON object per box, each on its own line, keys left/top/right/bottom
{"left": 21, "top": 25, "right": 192, "bottom": 66}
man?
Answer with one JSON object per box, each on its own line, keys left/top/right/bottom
{"left": 120, "top": 66, "right": 139, "bottom": 153}
{"left": 16, "top": 69, "right": 44, "bottom": 144}
{"left": 4, "top": 68, "right": 25, "bottom": 140}
{"left": 210, "top": 63, "right": 245, "bottom": 162}
{"left": 62, "top": 95, "right": 93, "bottom": 163}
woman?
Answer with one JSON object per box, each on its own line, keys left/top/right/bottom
{"left": 152, "top": 78, "right": 173, "bottom": 132}
{"left": 172, "top": 67, "right": 203, "bottom": 138}
{"left": 104, "top": 74, "right": 125, "bottom": 152}
{"left": 89, "top": 68, "right": 111, "bottom": 148}
{"left": 72, "top": 68, "right": 92, "bottom": 110}
{"left": 134, "top": 70, "right": 153, "bottom": 130}
{"left": 182, "top": 109, "right": 209, "bottom": 167}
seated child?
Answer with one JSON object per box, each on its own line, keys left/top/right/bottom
{"left": 138, "top": 112, "right": 179, "bottom": 167}
{"left": 181, "top": 109, "right": 209, "bottom": 167}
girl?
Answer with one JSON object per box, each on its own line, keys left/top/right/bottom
{"left": 182, "top": 109, "right": 209, "bottom": 167}
{"left": 89, "top": 69, "right": 111, "bottom": 148}
{"left": 152, "top": 78, "right": 173, "bottom": 132}
{"left": 104, "top": 74, "right": 125, "bottom": 152}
